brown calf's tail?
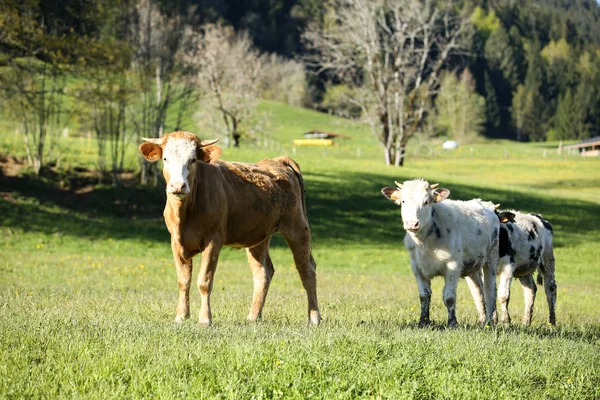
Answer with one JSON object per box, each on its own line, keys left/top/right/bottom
{"left": 285, "top": 157, "right": 309, "bottom": 222}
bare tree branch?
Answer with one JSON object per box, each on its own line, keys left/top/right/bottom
{"left": 304, "top": 0, "right": 469, "bottom": 166}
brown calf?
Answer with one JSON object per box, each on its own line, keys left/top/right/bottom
{"left": 139, "top": 131, "right": 321, "bottom": 326}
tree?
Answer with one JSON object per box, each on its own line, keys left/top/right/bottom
{"left": 516, "top": 41, "right": 549, "bottom": 141}
{"left": 1, "top": 59, "right": 70, "bottom": 175}
{"left": 129, "top": 0, "right": 199, "bottom": 185}
{"left": 553, "top": 88, "right": 580, "bottom": 140}
{"left": 190, "top": 24, "right": 265, "bottom": 148}
{"left": 483, "top": 71, "right": 501, "bottom": 137}
{"left": 304, "top": 0, "right": 469, "bottom": 166}
{"left": 0, "top": 0, "right": 95, "bottom": 174}
{"left": 436, "top": 69, "right": 486, "bottom": 142}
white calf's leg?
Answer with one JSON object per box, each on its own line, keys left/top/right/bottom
{"left": 497, "top": 258, "right": 515, "bottom": 325}
{"left": 465, "top": 271, "right": 486, "bottom": 326}
{"left": 413, "top": 266, "right": 432, "bottom": 327}
{"left": 443, "top": 263, "right": 461, "bottom": 327}
{"left": 519, "top": 274, "right": 537, "bottom": 326}
{"left": 542, "top": 250, "right": 557, "bottom": 325}
{"left": 482, "top": 262, "right": 498, "bottom": 326}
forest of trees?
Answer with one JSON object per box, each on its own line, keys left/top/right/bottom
{"left": 1, "top": 0, "right": 600, "bottom": 172}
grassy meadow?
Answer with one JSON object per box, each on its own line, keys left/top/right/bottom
{"left": 1, "top": 102, "right": 599, "bottom": 398}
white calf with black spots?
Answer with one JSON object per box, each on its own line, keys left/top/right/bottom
{"left": 495, "top": 210, "right": 557, "bottom": 325}
{"left": 382, "top": 179, "right": 500, "bottom": 327}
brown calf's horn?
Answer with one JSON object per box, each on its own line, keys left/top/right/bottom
{"left": 199, "top": 138, "right": 219, "bottom": 147}
{"left": 142, "top": 137, "right": 162, "bottom": 145}
{"left": 429, "top": 183, "right": 440, "bottom": 189}
{"left": 494, "top": 203, "right": 501, "bottom": 210}
{"left": 394, "top": 181, "right": 403, "bottom": 188}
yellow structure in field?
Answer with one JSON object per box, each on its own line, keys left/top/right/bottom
{"left": 293, "top": 139, "right": 334, "bottom": 147}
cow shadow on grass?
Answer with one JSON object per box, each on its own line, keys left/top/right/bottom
{"left": 271, "top": 170, "right": 599, "bottom": 250}
{"left": 346, "top": 319, "right": 600, "bottom": 343}
{"left": 1, "top": 168, "right": 598, "bottom": 249}
{"left": 0, "top": 170, "right": 169, "bottom": 243}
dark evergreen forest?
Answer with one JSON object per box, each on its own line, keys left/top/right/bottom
{"left": 2, "top": 0, "right": 600, "bottom": 142}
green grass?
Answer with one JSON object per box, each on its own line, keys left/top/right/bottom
{"left": 1, "top": 102, "right": 600, "bottom": 398}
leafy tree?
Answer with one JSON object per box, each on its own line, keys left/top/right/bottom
{"left": 520, "top": 41, "right": 549, "bottom": 141}
{"left": 436, "top": 70, "right": 486, "bottom": 142}
{"left": 483, "top": 71, "right": 501, "bottom": 137}
{"left": 553, "top": 89, "right": 580, "bottom": 140}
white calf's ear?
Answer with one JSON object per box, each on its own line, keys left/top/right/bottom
{"left": 381, "top": 187, "right": 402, "bottom": 203}
{"left": 498, "top": 211, "right": 516, "bottom": 223}
{"left": 432, "top": 188, "right": 450, "bottom": 203}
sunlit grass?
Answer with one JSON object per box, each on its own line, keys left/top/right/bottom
{"left": 1, "top": 102, "right": 599, "bottom": 398}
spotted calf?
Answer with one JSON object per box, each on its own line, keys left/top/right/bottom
{"left": 494, "top": 210, "right": 557, "bottom": 325}
{"left": 381, "top": 179, "right": 499, "bottom": 327}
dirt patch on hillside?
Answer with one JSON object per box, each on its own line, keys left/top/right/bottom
{"left": 0, "top": 154, "right": 25, "bottom": 178}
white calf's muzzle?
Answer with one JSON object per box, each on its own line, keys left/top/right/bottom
{"left": 404, "top": 220, "right": 420, "bottom": 231}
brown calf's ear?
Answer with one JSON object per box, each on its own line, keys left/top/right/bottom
{"left": 139, "top": 142, "right": 162, "bottom": 162}
{"left": 381, "top": 187, "right": 402, "bottom": 203}
{"left": 432, "top": 188, "right": 450, "bottom": 203}
{"left": 199, "top": 145, "right": 222, "bottom": 164}
{"left": 498, "top": 211, "right": 516, "bottom": 223}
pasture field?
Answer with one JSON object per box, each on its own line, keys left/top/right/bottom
{"left": 1, "top": 103, "right": 600, "bottom": 398}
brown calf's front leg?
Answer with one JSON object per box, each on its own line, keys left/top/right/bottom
{"left": 197, "top": 241, "right": 222, "bottom": 327}
{"left": 172, "top": 238, "right": 192, "bottom": 324}
{"left": 246, "top": 238, "right": 275, "bottom": 322}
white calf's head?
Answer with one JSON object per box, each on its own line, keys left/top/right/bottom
{"left": 381, "top": 179, "right": 450, "bottom": 232}
{"left": 139, "top": 131, "right": 221, "bottom": 197}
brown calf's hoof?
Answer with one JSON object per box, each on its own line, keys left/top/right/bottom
{"left": 175, "top": 314, "right": 189, "bottom": 324}
{"left": 309, "top": 311, "right": 322, "bottom": 326}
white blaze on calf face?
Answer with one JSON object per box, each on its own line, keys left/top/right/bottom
{"left": 400, "top": 180, "right": 434, "bottom": 232}
{"left": 163, "top": 138, "right": 198, "bottom": 195}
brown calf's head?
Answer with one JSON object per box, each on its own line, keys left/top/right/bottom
{"left": 139, "top": 131, "right": 221, "bottom": 197}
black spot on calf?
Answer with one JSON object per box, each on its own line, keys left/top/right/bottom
{"left": 527, "top": 227, "right": 536, "bottom": 241}
{"left": 499, "top": 227, "right": 514, "bottom": 258}
{"left": 426, "top": 222, "right": 442, "bottom": 239}
{"left": 529, "top": 245, "right": 536, "bottom": 261}
{"left": 477, "top": 228, "right": 482, "bottom": 236}
{"left": 532, "top": 213, "right": 553, "bottom": 234}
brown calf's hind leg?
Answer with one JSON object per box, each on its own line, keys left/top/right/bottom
{"left": 246, "top": 238, "right": 275, "bottom": 322}
{"left": 282, "top": 225, "right": 321, "bottom": 325}
{"left": 197, "top": 241, "right": 222, "bottom": 327}
{"left": 172, "top": 239, "right": 193, "bottom": 323}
